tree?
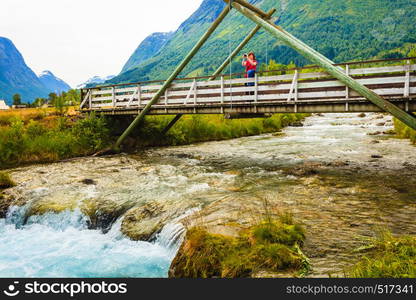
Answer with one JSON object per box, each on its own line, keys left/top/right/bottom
{"left": 65, "top": 89, "right": 80, "bottom": 105}
{"left": 12, "top": 94, "right": 21, "bottom": 106}
{"left": 33, "top": 98, "right": 46, "bottom": 107}
{"left": 48, "top": 93, "right": 58, "bottom": 106}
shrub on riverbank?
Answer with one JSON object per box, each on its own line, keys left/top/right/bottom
{"left": 349, "top": 231, "right": 416, "bottom": 278}
{"left": 125, "top": 114, "right": 307, "bottom": 148}
{"left": 169, "top": 215, "right": 309, "bottom": 278}
{"left": 0, "top": 172, "right": 15, "bottom": 189}
{"left": 394, "top": 119, "right": 416, "bottom": 144}
{"left": 0, "top": 113, "right": 111, "bottom": 168}
{"left": 0, "top": 108, "right": 307, "bottom": 168}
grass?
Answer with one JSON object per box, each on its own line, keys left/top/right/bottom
{"left": 122, "top": 113, "right": 308, "bottom": 148}
{"left": 349, "top": 231, "right": 416, "bottom": 278}
{"left": 0, "top": 172, "right": 15, "bottom": 189}
{"left": 394, "top": 118, "right": 416, "bottom": 144}
{"left": 0, "top": 112, "right": 111, "bottom": 168}
{"left": 170, "top": 214, "right": 309, "bottom": 278}
{"left": 0, "top": 108, "right": 51, "bottom": 126}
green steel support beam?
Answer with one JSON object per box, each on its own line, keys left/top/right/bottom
{"left": 225, "top": 0, "right": 416, "bottom": 130}
{"left": 114, "top": 4, "right": 232, "bottom": 150}
{"left": 162, "top": 8, "right": 276, "bottom": 135}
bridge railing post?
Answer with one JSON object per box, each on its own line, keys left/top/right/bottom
{"left": 405, "top": 60, "right": 411, "bottom": 98}
{"left": 221, "top": 76, "right": 225, "bottom": 114}
{"left": 345, "top": 64, "right": 350, "bottom": 112}
{"left": 89, "top": 90, "right": 92, "bottom": 109}
{"left": 112, "top": 87, "right": 116, "bottom": 108}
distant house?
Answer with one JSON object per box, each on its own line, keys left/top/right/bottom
{"left": 12, "top": 104, "right": 27, "bottom": 109}
{"left": 0, "top": 100, "right": 10, "bottom": 110}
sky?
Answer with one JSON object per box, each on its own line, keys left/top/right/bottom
{"left": 1, "top": 0, "right": 204, "bottom": 88}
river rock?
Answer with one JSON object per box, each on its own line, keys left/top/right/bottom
{"left": 0, "top": 191, "right": 27, "bottom": 218}
{"left": 367, "top": 131, "right": 382, "bottom": 136}
{"left": 357, "top": 113, "right": 366, "bottom": 118}
{"left": 284, "top": 162, "right": 322, "bottom": 177}
{"left": 383, "top": 130, "right": 396, "bottom": 135}
{"left": 290, "top": 121, "right": 304, "bottom": 127}
{"left": 80, "top": 198, "right": 135, "bottom": 231}
{"left": 0, "top": 193, "right": 14, "bottom": 218}
{"left": 27, "top": 198, "right": 79, "bottom": 217}
{"left": 121, "top": 202, "right": 167, "bottom": 241}
{"left": 81, "top": 179, "right": 96, "bottom": 185}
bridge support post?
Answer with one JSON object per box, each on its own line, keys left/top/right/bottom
{"left": 225, "top": 0, "right": 416, "bottom": 131}
{"left": 114, "top": 4, "right": 233, "bottom": 150}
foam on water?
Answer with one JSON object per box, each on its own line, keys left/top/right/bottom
{"left": 0, "top": 208, "right": 181, "bottom": 278}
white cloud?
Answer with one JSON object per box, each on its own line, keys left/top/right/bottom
{"left": 1, "top": 0, "right": 203, "bottom": 87}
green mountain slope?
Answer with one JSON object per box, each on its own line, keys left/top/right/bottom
{"left": 109, "top": 0, "right": 416, "bottom": 85}
{"left": 122, "top": 32, "right": 174, "bottom": 73}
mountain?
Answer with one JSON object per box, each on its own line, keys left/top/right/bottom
{"left": 109, "top": 0, "right": 416, "bottom": 85}
{"left": 121, "top": 32, "right": 174, "bottom": 73}
{"left": 77, "top": 75, "right": 116, "bottom": 89}
{"left": 0, "top": 37, "right": 49, "bottom": 104}
{"left": 38, "top": 70, "right": 71, "bottom": 94}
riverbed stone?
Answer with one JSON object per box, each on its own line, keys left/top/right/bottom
{"left": 0, "top": 193, "right": 13, "bottom": 218}
{"left": 0, "top": 191, "right": 28, "bottom": 218}
{"left": 121, "top": 202, "right": 167, "bottom": 241}
{"left": 81, "top": 179, "right": 96, "bottom": 185}
{"left": 80, "top": 198, "right": 135, "bottom": 231}
{"left": 27, "top": 198, "right": 79, "bottom": 217}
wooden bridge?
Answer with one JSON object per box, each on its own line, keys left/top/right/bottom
{"left": 79, "top": 0, "right": 416, "bottom": 149}
{"left": 80, "top": 58, "right": 416, "bottom": 116}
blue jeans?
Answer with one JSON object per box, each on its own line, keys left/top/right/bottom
{"left": 246, "top": 70, "right": 256, "bottom": 87}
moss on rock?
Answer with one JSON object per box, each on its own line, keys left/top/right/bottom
{"left": 169, "top": 216, "right": 309, "bottom": 278}
{"left": 0, "top": 172, "right": 16, "bottom": 189}
{"left": 27, "top": 199, "right": 78, "bottom": 216}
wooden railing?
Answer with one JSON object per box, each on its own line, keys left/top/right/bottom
{"left": 80, "top": 58, "right": 416, "bottom": 112}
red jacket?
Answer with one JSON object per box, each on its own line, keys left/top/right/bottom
{"left": 245, "top": 60, "right": 257, "bottom": 77}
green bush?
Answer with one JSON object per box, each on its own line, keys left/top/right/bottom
{"left": 394, "top": 119, "right": 416, "bottom": 144}
{"left": 0, "top": 172, "right": 16, "bottom": 189}
{"left": 0, "top": 119, "right": 25, "bottom": 164}
{"left": 71, "top": 113, "right": 110, "bottom": 152}
{"left": 170, "top": 217, "right": 309, "bottom": 278}
{"left": 0, "top": 113, "right": 112, "bottom": 168}
{"left": 26, "top": 120, "right": 47, "bottom": 138}
{"left": 131, "top": 114, "right": 308, "bottom": 148}
{"left": 0, "top": 112, "right": 308, "bottom": 168}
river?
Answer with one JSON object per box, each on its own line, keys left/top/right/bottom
{"left": 1, "top": 113, "right": 415, "bottom": 278}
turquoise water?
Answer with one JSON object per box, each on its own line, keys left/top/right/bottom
{"left": 0, "top": 207, "right": 178, "bottom": 278}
